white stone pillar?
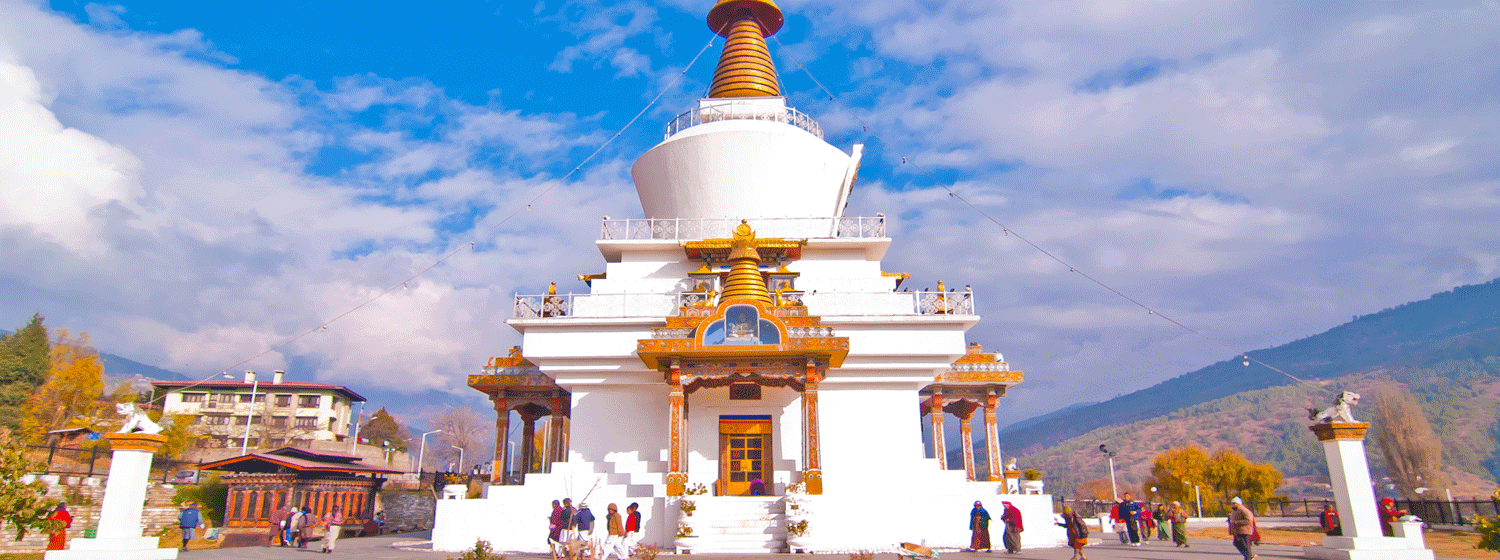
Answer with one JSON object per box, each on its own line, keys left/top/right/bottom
{"left": 1302, "top": 422, "right": 1433, "bottom": 560}
{"left": 46, "top": 433, "right": 178, "bottom": 560}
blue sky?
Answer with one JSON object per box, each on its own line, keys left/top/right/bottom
{"left": 4, "top": 0, "right": 1500, "bottom": 446}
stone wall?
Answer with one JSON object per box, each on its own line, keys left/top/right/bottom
{"left": 0, "top": 476, "right": 181, "bottom": 555}
{"left": 377, "top": 489, "right": 435, "bottom": 533}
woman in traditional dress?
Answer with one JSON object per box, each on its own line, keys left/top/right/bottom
{"left": 1170, "top": 501, "right": 1190, "bottom": 548}
{"left": 46, "top": 503, "right": 71, "bottom": 550}
{"left": 969, "top": 501, "right": 992, "bottom": 552}
{"left": 1057, "top": 506, "right": 1089, "bottom": 560}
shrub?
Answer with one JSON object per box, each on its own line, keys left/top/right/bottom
{"left": 171, "top": 474, "right": 228, "bottom": 526}
{"left": 633, "top": 543, "right": 661, "bottom": 560}
{"left": 448, "top": 539, "right": 505, "bottom": 560}
{"left": 1475, "top": 514, "right": 1500, "bottom": 552}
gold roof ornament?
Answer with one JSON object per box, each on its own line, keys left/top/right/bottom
{"left": 719, "top": 221, "right": 774, "bottom": 305}
{"left": 706, "top": 0, "right": 784, "bottom": 98}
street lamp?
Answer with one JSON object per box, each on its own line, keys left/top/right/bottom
{"left": 1184, "top": 479, "right": 1202, "bottom": 517}
{"left": 451, "top": 444, "right": 465, "bottom": 474}
{"left": 1099, "top": 443, "right": 1119, "bottom": 501}
{"left": 224, "top": 371, "right": 260, "bottom": 456}
{"left": 417, "top": 429, "right": 443, "bottom": 474}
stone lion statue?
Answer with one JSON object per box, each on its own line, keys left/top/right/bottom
{"left": 1307, "top": 391, "right": 1360, "bottom": 424}
{"left": 115, "top": 402, "right": 164, "bottom": 435}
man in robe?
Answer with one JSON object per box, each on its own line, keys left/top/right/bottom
{"left": 548, "top": 499, "right": 565, "bottom": 555}
{"left": 1000, "top": 501, "right": 1024, "bottom": 553}
{"left": 1378, "top": 498, "right": 1405, "bottom": 537}
{"left": 1170, "top": 502, "right": 1190, "bottom": 547}
{"left": 969, "top": 501, "right": 992, "bottom": 552}
{"left": 269, "top": 505, "right": 290, "bottom": 546}
{"left": 1320, "top": 504, "right": 1342, "bottom": 536}
{"left": 46, "top": 503, "right": 71, "bottom": 550}
{"left": 1057, "top": 506, "right": 1088, "bottom": 560}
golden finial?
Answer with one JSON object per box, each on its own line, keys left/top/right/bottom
{"left": 706, "top": 0, "right": 783, "bottom": 98}
{"left": 547, "top": 281, "right": 557, "bottom": 295}
{"left": 719, "top": 221, "right": 773, "bottom": 305}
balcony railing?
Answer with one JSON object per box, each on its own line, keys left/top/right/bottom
{"left": 600, "top": 216, "right": 885, "bottom": 241}
{"left": 511, "top": 289, "right": 974, "bottom": 320}
{"left": 665, "top": 101, "right": 823, "bottom": 140}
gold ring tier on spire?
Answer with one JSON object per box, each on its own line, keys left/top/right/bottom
{"left": 719, "top": 222, "right": 774, "bottom": 305}
{"left": 707, "top": 1, "right": 783, "bottom": 98}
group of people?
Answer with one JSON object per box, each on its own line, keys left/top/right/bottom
{"left": 268, "top": 504, "right": 347, "bottom": 553}
{"left": 547, "top": 498, "right": 642, "bottom": 560}
{"left": 1105, "top": 492, "right": 1192, "bottom": 548}
{"left": 967, "top": 500, "right": 1025, "bottom": 554}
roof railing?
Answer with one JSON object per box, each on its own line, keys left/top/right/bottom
{"left": 600, "top": 216, "right": 885, "bottom": 241}
{"left": 664, "top": 101, "right": 824, "bottom": 140}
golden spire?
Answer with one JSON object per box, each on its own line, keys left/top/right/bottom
{"left": 706, "top": 0, "right": 784, "bottom": 98}
{"left": 718, "top": 221, "right": 773, "bottom": 305}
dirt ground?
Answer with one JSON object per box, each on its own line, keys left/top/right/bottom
{"left": 1187, "top": 525, "right": 1493, "bottom": 559}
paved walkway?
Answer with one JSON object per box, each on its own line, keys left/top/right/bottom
{"left": 180, "top": 532, "right": 1460, "bottom": 560}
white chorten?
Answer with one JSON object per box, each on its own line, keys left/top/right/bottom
{"left": 433, "top": 0, "right": 1055, "bottom": 553}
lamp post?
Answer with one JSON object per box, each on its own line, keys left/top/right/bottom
{"left": 1184, "top": 479, "right": 1202, "bottom": 517}
{"left": 1099, "top": 443, "right": 1119, "bottom": 501}
{"left": 417, "top": 429, "right": 443, "bottom": 474}
{"left": 224, "top": 371, "right": 259, "bottom": 456}
{"left": 451, "top": 444, "right": 465, "bottom": 474}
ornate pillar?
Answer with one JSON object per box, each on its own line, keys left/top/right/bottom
{"left": 491, "top": 396, "right": 509, "bottom": 484}
{"left": 952, "top": 401, "right": 978, "bottom": 481}
{"left": 928, "top": 390, "right": 947, "bottom": 470}
{"left": 548, "top": 395, "right": 569, "bottom": 471}
{"left": 983, "top": 389, "right": 1002, "bottom": 483}
{"left": 519, "top": 406, "right": 543, "bottom": 476}
{"left": 801, "top": 361, "right": 823, "bottom": 494}
{"left": 666, "top": 361, "right": 688, "bottom": 496}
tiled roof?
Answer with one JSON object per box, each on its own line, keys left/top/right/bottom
{"left": 151, "top": 380, "right": 365, "bottom": 402}
{"left": 199, "top": 447, "right": 401, "bottom": 475}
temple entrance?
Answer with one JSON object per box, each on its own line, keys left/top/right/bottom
{"left": 719, "top": 415, "right": 772, "bottom": 495}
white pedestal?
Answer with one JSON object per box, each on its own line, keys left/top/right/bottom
{"left": 1302, "top": 423, "right": 1432, "bottom": 560}
{"left": 46, "top": 434, "right": 179, "bottom": 560}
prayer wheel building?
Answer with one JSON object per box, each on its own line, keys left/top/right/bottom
{"left": 434, "top": 0, "right": 1060, "bottom": 552}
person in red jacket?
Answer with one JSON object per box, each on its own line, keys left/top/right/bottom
{"left": 1379, "top": 498, "right": 1406, "bottom": 537}
{"left": 1320, "top": 504, "right": 1342, "bottom": 536}
{"left": 46, "top": 503, "right": 72, "bottom": 551}
{"left": 1000, "top": 501, "right": 1024, "bottom": 553}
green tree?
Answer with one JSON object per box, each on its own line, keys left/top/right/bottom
{"left": 361, "top": 407, "right": 411, "bottom": 452}
{"left": 0, "top": 427, "right": 59, "bottom": 540}
{"left": 0, "top": 314, "right": 50, "bottom": 432}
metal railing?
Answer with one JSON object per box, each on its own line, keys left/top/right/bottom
{"left": 512, "top": 289, "right": 975, "bottom": 319}
{"left": 600, "top": 216, "right": 885, "bottom": 241}
{"left": 664, "top": 101, "right": 823, "bottom": 139}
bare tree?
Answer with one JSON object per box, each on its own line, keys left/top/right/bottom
{"left": 1372, "top": 387, "right": 1450, "bottom": 498}
{"left": 431, "top": 406, "right": 486, "bottom": 472}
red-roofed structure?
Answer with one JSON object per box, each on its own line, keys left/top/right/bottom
{"left": 201, "top": 447, "right": 399, "bottom": 532}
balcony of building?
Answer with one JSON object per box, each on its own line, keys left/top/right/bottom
{"left": 511, "top": 288, "right": 974, "bottom": 321}
{"left": 664, "top": 100, "right": 823, "bottom": 140}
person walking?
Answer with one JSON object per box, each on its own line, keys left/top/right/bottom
{"left": 1109, "top": 503, "right": 1128, "bottom": 544}
{"left": 1138, "top": 503, "right": 1154, "bottom": 542}
{"left": 291, "top": 506, "right": 315, "bottom": 548}
{"left": 1116, "top": 492, "right": 1142, "bottom": 546}
{"left": 548, "top": 499, "right": 565, "bottom": 554}
{"left": 1000, "top": 501, "right": 1024, "bottom": 554}
{"left": 1154, "top": 504, "right": 1169, "bottom": 541}
{"left": 269, "top": 505, "right": 290, "bottom": 546}
{"left": 1228, "top": 497, "right": 1256, "bottom": 560}
{"left": 969, "top": 501, "right": 993, "bottom": 552}
{"left": 1170, "top": 501, "right": 1190, "bottom": 548}
{"left": 624, "top": 502, "right": 642, "bottom": 551}
{"left": 600, "top": 503, "right": 628, "bottom": 560}
{"left": 1320, "top": 504, "right": 1342, "bottom": 536}
{"left": 1057, "top": 506, "right": 1089, "bottom": 560}
{"left": 573, "top": 502, "right": 597, "bottom": 559}
{"left": 321, "top": 505, "right": 344, "bottom": 553}
{"left": 177, "top": 502, "right": 203, "bottom": 552}
{"left": 46, "top": 503, "right": 71, "bottom": 551}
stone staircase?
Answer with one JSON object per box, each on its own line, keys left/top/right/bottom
{"left": 684, "top": 496, "right": 787, "bottom": 553}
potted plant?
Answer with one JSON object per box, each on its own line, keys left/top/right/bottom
{"left": 786, "top": 518, "right": 810, "bottom": 550}
{"left": 1018, "top": 468, "right": 1045, "bottom": 494}
{"left": 674, "top": 521, "right": 697, "bottom": 551}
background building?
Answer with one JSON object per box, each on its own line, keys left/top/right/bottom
{"left": 153, "top": 370, "right": 364, "bottom": 450}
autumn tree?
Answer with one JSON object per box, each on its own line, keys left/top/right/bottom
{"left": 0, "top": 314, "right": 49, "bottom": 432}
{"left": 432, "top": 406, "right": 486, "bottom": 472}
{"left": 1373, "top": 387, "right": 1450, "bottom": 498}
{"left": 21, "top": 329, "right": 107, "bottom": 441}
{"left": 361, "top": 407, "right": 411, "bottom": 452}
{"left": 1145, "top": 445, "right": 1281, "bottom": 515}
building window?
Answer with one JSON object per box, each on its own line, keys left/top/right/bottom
{"left": 729, "top": 382, "right": 762, "bottom": 400}
{"left": 274, "top": 395, "right": 291, "bottom": 407}
{"left": 294, "top": 417, "right": 317, "bottom": 428}
{"left": 298, "top": 395, "right": 320, "bottom": 408}
{"left": 328, "top": 418, "right": 337, "bottom": 431}
{"left": 270, "top": 416, "right": 288, "bottom": 428}
{"left": 204, "top": 415, "right": 231, "bottom": 426}
{"left": 182, "top": 393, "right": 205, "bottom": 403}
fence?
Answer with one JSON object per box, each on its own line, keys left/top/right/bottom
{"left": 1052, "top": 495, "right": 1500, "bottom": 526}
{"left": 24, "top": 443, "right": 203, "bottom": 483}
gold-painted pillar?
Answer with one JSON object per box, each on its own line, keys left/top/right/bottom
{"left": 491, "top": 396, "right": 509, "bottom": 484}
{"left": 548, "top": 396, "right": 569, "bottom": 471}
{"left": 984, "top": 389, "right": 1002, "bottom": 483}
{"left": 928, "top": 390, "right": 947, "bottom": 470}
{"left": 666, "top": 361, "right": 688, "bottom": 496}
{"left": 955, "top": 403, "right": 977, "bottom": 481}
{"left": 520, "top": 407, "right": 543, "bottom": 476}
{"left": 801, "top": 361, "right": 823, "bottom": 494}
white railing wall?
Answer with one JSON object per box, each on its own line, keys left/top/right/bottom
{"left": 511, "top": 289, "right": 974, "bottom": 320}
{"left": 665, "top": 101, "right": 824, "bottom": 140}
{"left": 599, "top": 216, "right": 885, "bottom": 241}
